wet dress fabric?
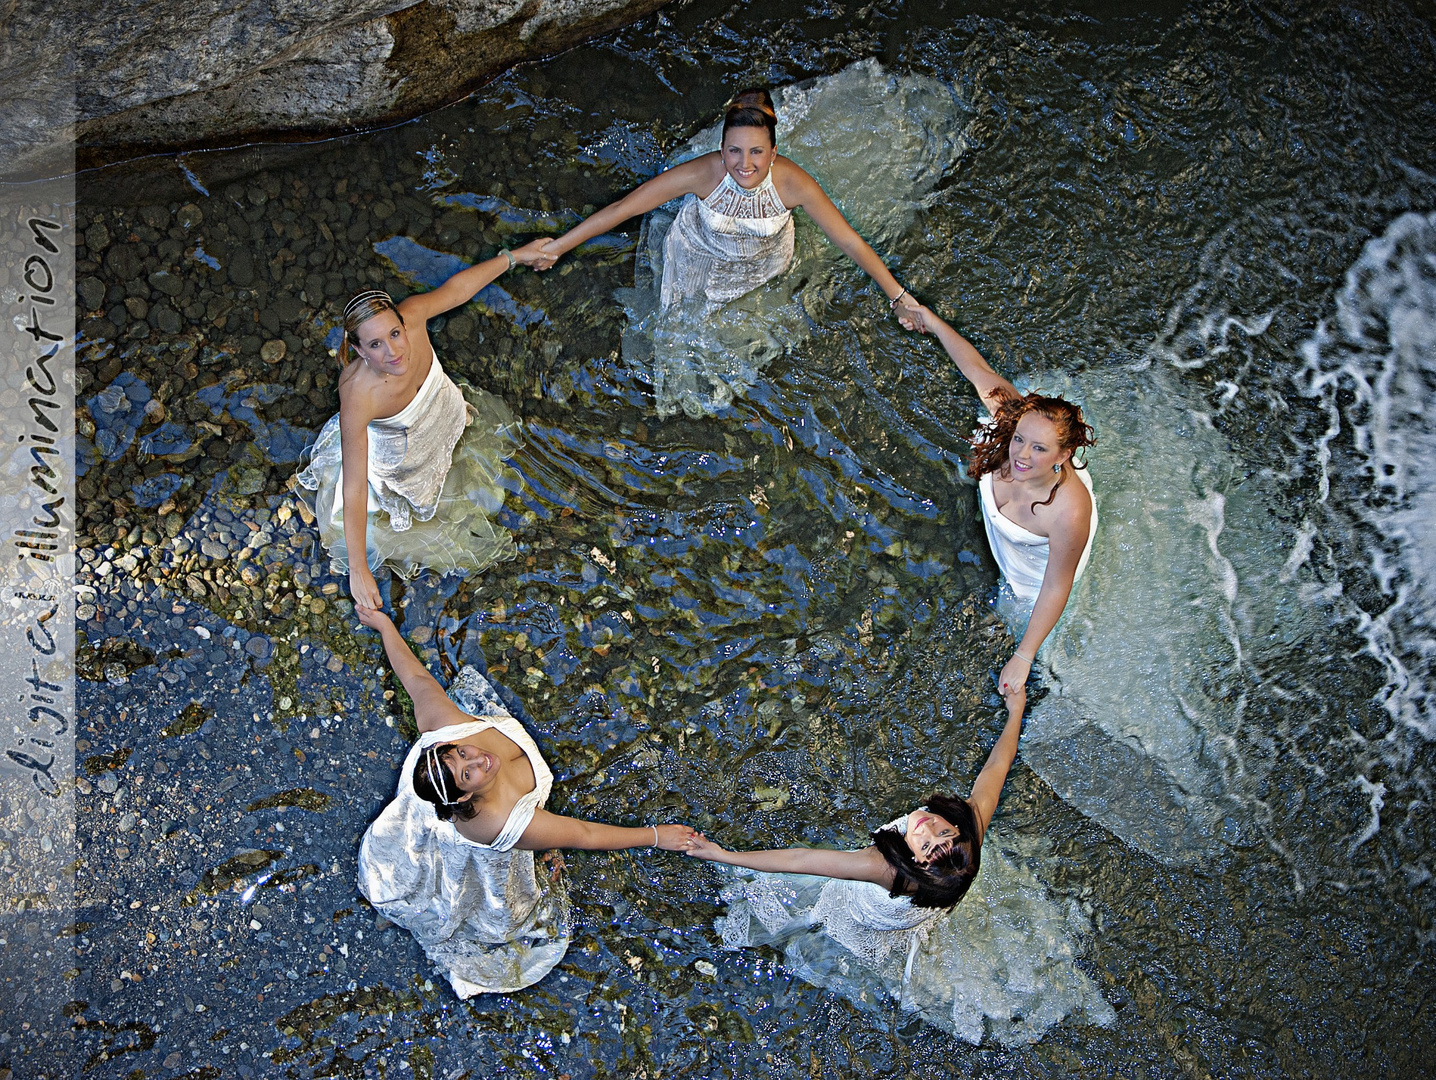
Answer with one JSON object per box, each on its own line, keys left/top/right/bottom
{"left": 978, "top": 465, "right": 1098, "bottom": 602}
{"left": 295, "top": 353, "right": 519, "bottom": 577}
{"left": 620, "top": 60, "right": 965, "bottom": 419}
{"left": 357, "top": 667, "right": 570, "bottom": 998}
{"left": 659, "top": 171, "right": 795, "bottom": 311}
{"left": 714, "top": 819, "right": 1114, "bottom": 1045}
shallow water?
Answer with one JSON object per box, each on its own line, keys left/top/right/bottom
{"left": 16, "top": 0, "right": 1436, "bottom": 1075}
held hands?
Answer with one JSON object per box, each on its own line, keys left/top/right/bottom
{"left": 653, "top": 824, "right": 701, "bottom": 851}
{"left": 998, "top": 651, "right": 1032, "bottom": 698}
{"left": 349, "top": 566, "right": 382, "bottom": 611}
{"left": 510, "top": 237, "right": 557, "bottom": 270}
{"left": 896, "top": 301, "right": 933, "bottom": 334}
{"left": 680, "top": 832, "right": 726, "bottom": 861}
{"left": 529, "top": 238, "right": 563, "bottom": 272}
{"left": 354, "top": 603, "right": 394, "bottom": 634}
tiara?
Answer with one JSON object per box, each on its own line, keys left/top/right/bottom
{"left": 423, "top": 745, "right": 462, "bottom": 806}
{"left": 343, "top": 290, "right": 395, "bottom": 321}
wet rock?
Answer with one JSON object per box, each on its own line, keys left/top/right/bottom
{"left": 78, "top": 275, "right": 106, "bottom": 311}
{"left": 151, "top": 302, "right": 183, "bottom": 334}
{"left": 227, "top": 249, "right": 255, "bottom": 287}
{"left": 261, "top": 339, "right": 287, "bottom": 364}
{"left": 124, "top": 295, "right": 149, "bottom": 320}
{"left": 148, "top": 270, "right": 183, "bottom": 297}
{"left": 84, "top": 222, "right": 111, "bottom": 253}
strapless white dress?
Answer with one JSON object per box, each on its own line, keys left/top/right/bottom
{"left": 713, "top": 820, "right": 1113, "bottom": 1045}
{"left": 978, "top": 465, "right": 1098, "bottom": 601}
{"left": 295, "top": 353, "right": 520, "bottom": 577}
{"left": 357, "top": 667, "right": 570, "bottom": 998}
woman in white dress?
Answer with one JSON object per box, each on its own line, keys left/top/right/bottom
{"left": 679, "top": 687, "right": 1111, "bottom": 1044}
{"left": 533, "top": 88, "right": 919, "bottom": 320}
{"left": 296, "top": 238, "right": 549, "bottom": 607}
{"left": 355, "top": 606, "right": 696, "bottom": 998}
{"left": 905, "top": 304, "right": 1097, "bottom": 697}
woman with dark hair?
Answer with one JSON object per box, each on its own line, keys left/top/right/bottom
{"left": 904, "top": 304, "right": 1097, "bottom": 697}
{"left": 295, "top": 238, "right": 550, "bottom": 606}
{"left": 354, "top": 606, "right": 695, "bottom": 998}
{"left": 533, "top": 88, "right": 917, "bottom": 317}
{"left": 676, "top": 689, "right": 1114, "bottom": 1044}
{"left": 682, "top": 689, "right": 1022, "bottom": 902}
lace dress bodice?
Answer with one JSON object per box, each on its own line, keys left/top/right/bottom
{"left": 659, "top": 170, "right": 796, "bottom": 311}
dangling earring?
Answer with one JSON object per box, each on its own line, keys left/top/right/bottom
{"left": 1053, "top": 463, "right": 1063, "bottom": 474}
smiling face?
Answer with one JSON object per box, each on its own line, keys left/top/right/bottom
{"left": 1006, "top": 410, "right": 1073, "bottom": 480}
{"left": 351, "top": 308, "right": 409, "bottom": 375}
{"left": 905, "top": 809, "right": 958, "bottom": 866}
{"left": 722, "top": 124, "right": 778, "bottom": 189}
{"left": 441, "top": 740, "right": 501, "bottom": 798}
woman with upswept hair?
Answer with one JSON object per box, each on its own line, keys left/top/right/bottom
{"left": 532, "top": 87, "right": 918, "bottom": 318}
{"left": 295, "top": 237, "right": 550, "bottom": 606}
{"left": 903, "top": 303, "right": 1097, "bottom": 697}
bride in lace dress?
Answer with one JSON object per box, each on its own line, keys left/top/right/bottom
{"left": 354, "top": 606, "right": 696, "bottom": 998}
{"left": 682, "top": 686, "right": 1114, "bottom": 1044}
{"left": 296, "top": 238, "right": 549, "bottom": 606}
{"left": 533, "top": 85, "right": 923, "bottom": 416}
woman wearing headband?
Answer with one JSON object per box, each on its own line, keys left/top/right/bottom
{"left": 904, "top": 304, "right": 1097, "bottom": 697}
{"left": 355, "top": 605, "right": 696, "bottom": 998}
{"left": 533, "top": 88, "right": 918, "bottom": 321}
{"left": 296, "top": 239, "right": 549, "bottom": 607}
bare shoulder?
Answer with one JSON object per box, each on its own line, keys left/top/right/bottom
{"left": 1048, "top": 470, "right": 1094, "bottom": 531}
{"left": 771, "top": 156, "right": 821, "bottom": 201}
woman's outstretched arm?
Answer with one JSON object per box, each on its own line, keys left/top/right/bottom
{"left": 684, "top": 835, "right": 895, "bottom": 886}
{"left": 400, "top": 238, "right": 552, "bottom": 323}
{"left": 534, "top": 157, "right": 718, "bottom": 267}
{"left": 779, "top": 164, "right": 916, "bottom": 314}
{"left": 336, "top": 379, "right": 382, "bottom": 609}
{"left": 966, "top": 686, "right": 1026, "bottom": 841}
{"left": 516, "top": 810, "right": 696, "bottom": 852}
{"left": 906, "top": 303, "right": 1018, "bottom": 414}
{"left": 996, "top": 493, "right": 1090, "bottom": 695}
{"left": 355, "top": 607, "right": 471, "bottom": 732}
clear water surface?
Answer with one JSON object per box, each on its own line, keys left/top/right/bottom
{"left": 33, "top": 0, "right": 1436, "bottom": 1075}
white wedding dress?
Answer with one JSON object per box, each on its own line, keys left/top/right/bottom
{"left": 621, "top": 59, "right": 967, "bottom": 418}
{"left": 714, "top": 822, "right": 1114, "bottom": 1045}
{"left": 357, "top": 667, "right": 570, "bottom": 998}
{"left": 296, "top": 354, "right": 521, "bottom": 577}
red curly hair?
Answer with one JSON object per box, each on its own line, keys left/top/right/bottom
{"left": 969, "top": 391, "right": 1095, "bottom": 513}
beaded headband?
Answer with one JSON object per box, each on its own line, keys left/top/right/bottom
{"left": 343, "top": 290, "right": 396, "bottom": 323}
{"left": 423, "top": 745, "right": 462, "bottom": 806}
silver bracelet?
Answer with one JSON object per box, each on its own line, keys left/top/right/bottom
{"left": 889, "top": 287, "right": 910, "bottom": 309}
{"left": 501, "top": 248, "right": 515, "bottom": 270}
{"left": 1013, "top": 649, "right": 1034, "bottom": 664}
{"left": 650, "top": 825, "right": 659, "bottom": 848}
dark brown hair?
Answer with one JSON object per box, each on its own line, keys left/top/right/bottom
{"left": 412, "top": 742, "right": 477, "bottom": 822}
{"left": 870, "top": 794, "right": 983, "bottom": 909}
{"left": 969, "top": 391, "right": 1095, "bottom": 513}
{"left": 721, "top": 87, "right": 777, "bottom": 147}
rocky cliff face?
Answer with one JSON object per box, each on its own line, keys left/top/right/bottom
{"left": 0, "top": 0, "right": 670, "bottom": 177}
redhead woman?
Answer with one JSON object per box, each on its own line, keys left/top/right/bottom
{"left": 906, "top": 304, "right": 1097, "bottom": 696}
{"left": 296, "top": 239, "right": 550, "bottom": 606}
{"left": 355, "top": 606, "right": 695, "bottom": 998}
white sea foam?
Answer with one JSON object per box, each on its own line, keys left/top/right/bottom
{"left": 1299, "top": 210, "right": 1436, "bottom": 739}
